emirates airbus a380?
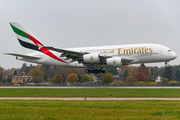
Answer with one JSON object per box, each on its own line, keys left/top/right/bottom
{"left": 5, "top": 22, "right": 177, "bottom": 74}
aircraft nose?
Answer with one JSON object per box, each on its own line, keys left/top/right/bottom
{"left": 172, "top": 51, "right": 177, "bottom": 59}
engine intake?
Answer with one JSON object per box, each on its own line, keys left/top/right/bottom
{"left": 83, "top": 53, "right": 100, "bottom": 63}
{"left": 106, "top": 57, "right": 122, "bottom": 67}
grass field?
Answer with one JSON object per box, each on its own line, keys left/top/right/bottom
{"left": 0, "top": 88, "right": 180, "bottom": 119}
{"left": 0, "top": 100, "right": 179, "bottom": 119}
{"left": 0, "top": 88, "right": 179, "bottom": 97}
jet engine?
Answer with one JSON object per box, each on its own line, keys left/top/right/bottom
{"left": 106, "top": 57, "right": 122, "bottom": 67}
{"left": 83, "top": 53, "right": 100, "bottom": 63}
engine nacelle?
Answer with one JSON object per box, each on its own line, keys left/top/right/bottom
{"left": 83, "top": 53, "right": 100, "bottom": 63}
{"left": 106, "top": 57, "right": 122, "bottom": 67}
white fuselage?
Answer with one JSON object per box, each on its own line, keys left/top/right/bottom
{"left": 17, "top": 43, "right": 177, "bottom": 68}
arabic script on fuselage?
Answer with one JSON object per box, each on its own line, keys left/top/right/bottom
{"left": 100, "top": 50, "right": 115, "bottom": 54}
{"left": 100, "top": 47, "right": 153, "bottom": 55}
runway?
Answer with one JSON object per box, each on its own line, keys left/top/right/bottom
{"left": 1, "top": 86, "right": 180, "bottom": 89}
{"left": 0, "top": 97, "right": 180, "bottom": 100}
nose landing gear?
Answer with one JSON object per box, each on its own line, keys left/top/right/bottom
{"left": 164, "top": 62, "right": 169, "bottom": 69}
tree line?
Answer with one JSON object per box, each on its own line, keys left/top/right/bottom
{"left": 117, "top": 64, "right": 180, "bottom": 86}
{"left": 1, "top": 63, "right": 180, "bottom": 85}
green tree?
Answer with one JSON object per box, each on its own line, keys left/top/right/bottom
{"left": 150, "top": 67, "right": 154, "bottom": 75}
{"left": 27, "top": 67, "right": 45, "bottom": 79}
{"left": 162, "top": 67, "right": 173, "bottom": 80}
{"left": 107, "top": 67, "right": 117, "bottom": 75}
{"left": 54, "top": 67, "right": 79, "bottom": 79}
{"left": 175, "top": 69, "right": 180, "bottom": 81}
{"left": 44, "top": 74, "right": 48, "bottom": 81}
{"left": 137, "top": 81, "right": 145, "bottom": 86}
{"left": 119, "top": 66, "right": 136, "bottom": 75}
{"left": 141, "top": 63, "right": 145, "bottom": 67}
{"left": 80, "top": 75, "right": 89, "bottom": 83}
{"left": 125, "top": 75, "right": 136, "bottom": 86}
{"left": 168, "top": 81, "right": 179, "bottom": 86}
{"left": 13, "top": 71, "right": 17, "bottom": 75}
{"left": 53, "top": 74, "right": 64, "bottom": 84}
{"left": 77, "top": 74, "right": 81, "bottom": 82}
{"left": 67, "top": 73, "right": 78, "bottom": 84}
{"left": 150, "top": 67, "right": 158, "bottom": 75}
{"left": 43, "top": 65, "right": 50, "bottom": 70}
{"left": 20, "top": 63, "right": 27, "bottom": 72}
{"left": 25, "top": 64, "right": 35, "bottom": 74}
{"left": 123, "top": 70, "right": 129, "bottom": 79}
{"left": 150, "top": 78, "right": 155, "bottom": 82}
{"left": 148, "top": 82, "right": 157, "bottom": 86}
{"left": 42, "top": 65, "right": 54, "bottom": 79}
{"left": 0, "top": 73, "right": 2, "bottom": 80}
{"left": 102, "top": 73, "right": 115, "bottom": 85}
{"left": 7, "top": 78, "right": 12, "bottom": 83}
{"left": 161, "top": 77, "right": 168, "bottom": 85}
{"left": 89, "top": 75, "right": 94, "bottom": 83}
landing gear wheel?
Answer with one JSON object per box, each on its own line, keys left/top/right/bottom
{"left": 101, "top": 70, "right": 105, "bottom": 73}
{"left": 164, "top": 62, "right": 169, "bottom": 69}
{"left": 164, "top": 66, "right": 168, "bottom": 69}
{"left": 85, "top": 68, "right": 105, "bottom": 74}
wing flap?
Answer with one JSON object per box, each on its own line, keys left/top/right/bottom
{"left": 4, "top": 53, "right": 41, "bottom": 59}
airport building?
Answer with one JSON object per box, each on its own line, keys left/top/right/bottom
{"left": 12, "top": 75, "right": 33, "bottom": 84}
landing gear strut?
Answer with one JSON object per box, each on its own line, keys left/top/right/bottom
{"left": 164, "top": 62, "right": 168, "bottom": 69}
{"left": 85, "top": 68, "right": 105, "bottom": 74}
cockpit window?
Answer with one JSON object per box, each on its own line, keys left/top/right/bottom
{"left": 168, "top": 50, "right": 172, "bottom": 52}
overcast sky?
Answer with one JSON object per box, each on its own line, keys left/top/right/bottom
{"left": 0, "top": 0, "right": 180, "bottom": 69}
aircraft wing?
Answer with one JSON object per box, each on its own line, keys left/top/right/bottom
{"left": 43, "top": 46, "right": 134, "bottom": 66}
{"left": 4, "top": 53, "right": 41, "bottom": 59}
{"left": 43, "top": 46, "right": 88, "bottom": 63}
{"left": 43, "top": 46, "right": 110, "bottom": 65}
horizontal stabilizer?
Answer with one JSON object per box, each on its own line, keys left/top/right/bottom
{"left": 4, "top": 53, "right": 41, "bottom": 59}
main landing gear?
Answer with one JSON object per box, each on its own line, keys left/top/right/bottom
{"left": 164, "top": 62, "right": 169, "bottom": 69}
{"left": 85, "top": 68, "right": 105, "bottom": 74}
